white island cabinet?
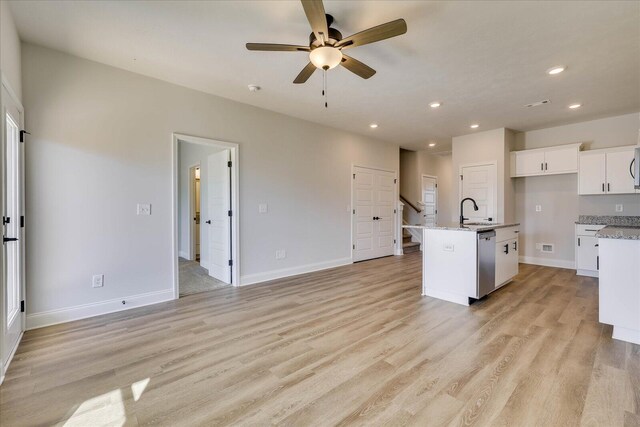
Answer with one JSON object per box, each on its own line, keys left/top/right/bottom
{"left": 597, "top": 227, "right": 640, "bottom": 345}
{"left": 404, "top": 223, "right": 519, "bottom": 306}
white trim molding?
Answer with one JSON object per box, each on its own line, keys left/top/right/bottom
{"left": 26, "top": 289, "right": 174, "bottom": 330}
{"left": 519, "top": 256, "right": 575, "bottom": 270}
{"left": 240, "top": 257, "right": 352, "bottom": 287}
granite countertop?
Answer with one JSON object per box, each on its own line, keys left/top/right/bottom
{"left": 596, "top": 226, "right": 640, "bottom": 240}
{"left": 576, "top": 215, "right": 640, "bottom": 226}
{"left": 403, "top": 222, "right": 520, "bottom": 232}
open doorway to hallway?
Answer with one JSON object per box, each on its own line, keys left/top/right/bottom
{"left": 174, "top": 134, "right": 239, "bottom": 297}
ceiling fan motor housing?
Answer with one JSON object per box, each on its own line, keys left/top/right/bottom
{"left": 309, "top": 27, "right": 343, "bottom": 48}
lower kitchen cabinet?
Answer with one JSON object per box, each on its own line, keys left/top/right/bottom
{"left": 575, "top": 224, "right": 605, "bottom": 277}
{"left": 495, "top": 227, "right": 519, "bottom": 288}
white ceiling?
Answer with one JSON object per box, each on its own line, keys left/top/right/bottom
{"left": 9, "top": 0, "right": 640, "bottom": 152}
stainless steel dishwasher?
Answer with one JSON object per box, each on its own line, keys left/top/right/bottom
{"left": 476, "top": 230, "right": 496, "bottom": 298}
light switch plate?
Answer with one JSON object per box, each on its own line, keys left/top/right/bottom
{"left": 92, "top": 274, "right": 104, "bottom": 288}
{"left": 615, "top": 204, "right": 623, "bottom": 212}
{"left": 137, "top": 203, "right": 151, "bottom": 215}
{"left": 275, "top": 249, "right": 286, "bottom": 259}
{"left": 258, "top": 203, "right": 268, "bottom": 214}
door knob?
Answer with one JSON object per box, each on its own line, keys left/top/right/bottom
{"left": 205, "top": 220, "right": 211, "bottom": 224}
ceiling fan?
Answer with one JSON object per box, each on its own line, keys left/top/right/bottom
{"left": 246, "top": 0, "right": 407, "bottom": 84}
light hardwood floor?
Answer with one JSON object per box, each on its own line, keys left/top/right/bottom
{"left": 1, "top": 252, "right": 638, "bottom": 426}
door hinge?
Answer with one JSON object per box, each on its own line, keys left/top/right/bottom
{"left": 393, "top": 239, "right": 396, "bottom": 244}
{"left": 353, "top": 173, "right": 356, "bottom": 179}
{"left": 394, "top": 179, "right": 397, "bottom": 184}
{"left": 435, "top": 209, "right": 438, "bottom": 214}
{"left": 394, "top": 209, "right": 396, "bottom": 213}
{"left": 353, "top": 244, "right": 355, "bottom": 250}
{"left": 352, "top": 209, "right": 355, "bottom": 214}
{"left": 435, "top": 183, "right": 438, "bottom": 188}
{"left": 20, "top": 216, "right": 24, "bottom": 228}
{"left": 228, "top": 210, "right": 232, "bottom": 217}
{"left": 20, "top": 130, "right": 30, "bottom": 143}
{"left": 2, "top": 216, "right": 9, "bottom": 225}
{"left": 20, "top": 300, "right": 25, "bottom": 313}
{"left": 578, "top": 237, "right": 581, "bottom": 246}
{"left": 228, "top": 259, "right": 233, "bottom": 266}
{"left": 460, "top": 175, "right": 464, "bottom": 180}
{"left": 227, "top": 160, "right": 232, "bottom": 167}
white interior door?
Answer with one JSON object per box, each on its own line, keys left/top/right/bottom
{"left": 2, "top": 84, "right": 24, "bottom": 369}
{"left": 353, "top": 167, "right": 396, "bottom": 262}
{"left": 206, "top": 149, "right": 231, "bottom": 283}
{"left": 460, "top": 164, "right": 497, "bottom": 223}
{"left": 421, "top": 176, "right": 437, "bottom": 226}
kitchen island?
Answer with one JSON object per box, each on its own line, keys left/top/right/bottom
{"left": 404, "top": 222, "right": 519, "bottom": 306}
{"left": 596, "top": 225, "right": 640, "bottom": 345}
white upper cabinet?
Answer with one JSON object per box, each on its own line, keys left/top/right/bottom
{"left": 578, "top": 146, "right": 638, "bottom": 195}
{"left": 579, "top": 152, "right": 607, "bottom": 195}
{"left": 510, "top": 143, "right": 582, "bottom": 178}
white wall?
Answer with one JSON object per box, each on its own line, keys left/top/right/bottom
{"left": 514, "top": 113, "right": 640, "bottom": 267}
{"left": 177, "top": 141, "right": 223, "bottom": 262}
{"left": 452, "top": 128, "right": 515, "bottom": 224}
{"left": 22, "top": 43, "right": 399, "bottom": 326}
{"left": 1, "top": 0, "right": 22, "bottom": 101}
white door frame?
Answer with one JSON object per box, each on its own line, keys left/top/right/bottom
{"left": 350, "top": 164, "right": 398, "bottom": 261}
{"left": 458, "top": 161, "right": 498, "bottom": 223}
{"left": 421, "top": 174, "right": 438, "bottom": 224}
{"left": 187, "top": 163, "right": 200, "bottom": 262}
{"left": 1, "top": 74, "right": 25, "bottom": 384}
{"left": 172, "top": 133, "right": 240, "bottom": 298}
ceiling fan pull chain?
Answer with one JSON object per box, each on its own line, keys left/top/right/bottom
{"left": 324, "top": 69, "right": 328, "bottom": 108}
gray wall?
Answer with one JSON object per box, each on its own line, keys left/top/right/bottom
{"left": 514, "top": 113, "right": 640, "bottom": 266}
{"left": 22, "top": 43, "right": 400, "bottom": 318}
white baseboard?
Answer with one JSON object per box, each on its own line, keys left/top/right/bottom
{"left": 519, "top": 256, "right": 575, "bottom": 270}
{"left": 577, "top": 269, "right": 599, "bottom": 278}
{"left": 240, "top": 257, "right": 352, "bottom": 287}
{"left": 26, "top": 289, "right": 174, "bottom": 330}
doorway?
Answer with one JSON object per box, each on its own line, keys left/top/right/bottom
{"left": 459, "top": 162, "right": 497, "bottom": 223}
{"left": 352, "top": 165, "right": 397, "bottom": 262}
{"left": 1, "top": 80, "right": 25, "bottom": 377}
{"left": 421, "top": 175, "right": 437, "bottom": 227}
{"left": 173, "top": 134, "right": 239, "bottom": 297}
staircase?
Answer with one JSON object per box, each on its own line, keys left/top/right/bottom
{"left": 402, "top": 229, "right": 421, "bottom": 254}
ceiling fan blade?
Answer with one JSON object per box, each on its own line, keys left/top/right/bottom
{"left": 340, "top": 55, "right": 376, "bottom": 79}
{"left": 301, "top": 0, "right": 329, "bottom": 45}
{"left": 294, "top": 62, "right": 317, "bottom": 84}
{"left": 246, "top": 43, "right": 310, "bottom": 52}
{"left": 336, "top": 19, "right": 407, "bottom": 49}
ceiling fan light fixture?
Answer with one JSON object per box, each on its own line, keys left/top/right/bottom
{"left": 309, "top": 46, "right": 343, "bottom": 70}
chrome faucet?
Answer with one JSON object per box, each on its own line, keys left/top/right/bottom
{"left": 459, "top": 197, "right": 479, "bottom": 225}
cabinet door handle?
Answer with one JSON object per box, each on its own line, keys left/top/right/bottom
{"left": 607, "top": 183, "right": 610, "bottom": 192}
{"left": 578, "top": 237, "right": 581, "bottom": 246}
{"left": 597, "top": 255, "right": 599, "bottom": 270}
{"left": 504, "top": 244, "right": 509, "bottom": 254}
{"left": 545, "top": 162, "right": 548, "bottom": 171}
{"left": 513, "top": 241, "right": 517, "bottom": 251}
{"left": 602, "top": 183, "right": 605, "bottom": 192}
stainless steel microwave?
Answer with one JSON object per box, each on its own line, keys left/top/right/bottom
{"left": 634, "top": 147, "right": 640, "bottom": 189}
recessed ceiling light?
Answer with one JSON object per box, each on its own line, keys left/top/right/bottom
{"left": 547, "top": 66, "right": 566, "bottom": 75}
{"left": 470, "top": 124, "right": 479, "bottom": 129}
{"left": 568, "top": 103, "right": 582, "bottom": 109}
{"left": 428, "top": 143, "right": 436, "bottom": 147}
{"left": 429, "top": 102, "right": 441, "bottom": 108}
{"left": 369, "top": 123, "right": 378, "bottom": 129}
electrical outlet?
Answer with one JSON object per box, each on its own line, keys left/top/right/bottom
{"left": 275, "top": 249, "right": 286, "bottom": 259}
{"left": 92, "top": 274, "right": 104, "bottom": 288}
{"left": 258, "top": 203, "right": 268, "bottom": 214}
{"left": 535, "top": 205, "right": 542, "bottom": 212}
{"left": 137, "top": 203, "right": 151, "bottom": 215}
{"left": 615, "top": 204, "right": 624, "bottom": 212}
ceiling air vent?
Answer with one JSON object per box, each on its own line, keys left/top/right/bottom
{"left": 525, "top": 99, "right": 551, "bottom": 108}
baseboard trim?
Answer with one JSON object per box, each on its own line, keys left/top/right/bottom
{"left": 26, "top": 289, "right": 174, "bottom": 330}
{"left": 239, "top": 257, "right": 353, "bottom": 287}
{"left": 519, "top": 256, "right": 575, "bottom": 270}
